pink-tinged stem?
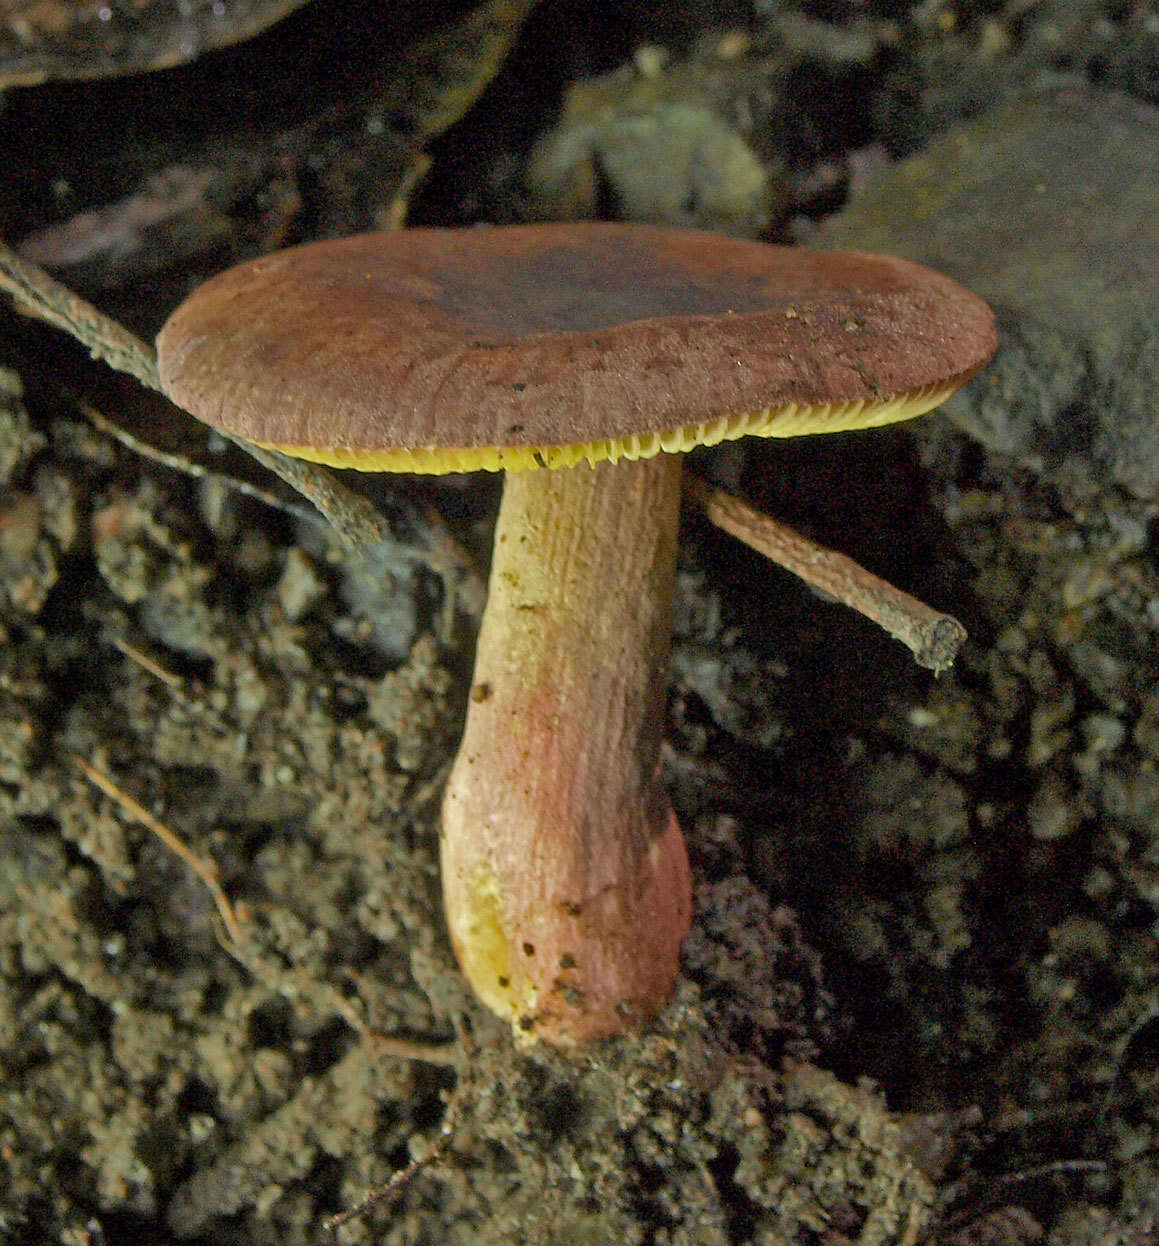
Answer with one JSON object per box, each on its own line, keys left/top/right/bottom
{"left": 440, "top": 454, "right": 691, "bottom": 1045}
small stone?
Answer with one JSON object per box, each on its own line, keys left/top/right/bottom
{"left": 0, "top": 491, "right": 42, "bottom": 560}
{"left": 1026, "top": 772, "right": 1082, "bottom": 841}
{"left": 277, "top": 547, "right": 327, "bottom": 621}
{"left": 1082, "top": 713, "right": 1126, "bottom": 754}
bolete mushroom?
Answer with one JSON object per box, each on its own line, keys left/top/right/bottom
{"left": 156, "top": 223, "right": 995, "bottom": 1045}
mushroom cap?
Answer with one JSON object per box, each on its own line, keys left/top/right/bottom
{"left": 157, "top": 223, "right": 996, "bottom": 473}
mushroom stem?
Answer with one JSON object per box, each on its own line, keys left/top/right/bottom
{"left": 440, "top": 454, "right": 692, "bottom": 1045}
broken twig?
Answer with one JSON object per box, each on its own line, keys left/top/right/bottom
{"left": 0, "top": 239, "right": 389, "bottom": 544}
{"left": 685, "top": 474, "right": 966, "bottom": 674}
{"left": 0, "top": 241, "right": 484, "bottom": 615}
{"left": 323, "top": 1023, "right": 474, "bottom": 1232}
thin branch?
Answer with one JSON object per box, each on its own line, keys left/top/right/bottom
{"left": 0, "top": 240, "right": 386, "bottom": 546}
{"left": 240, "top": 441, "right": 392, "bottom": 548}
{"left": 685, "top": 474, "right": 967, "bottom": 674}
{"left": 323, "top": 1130, "right": 449, "bottom": 1231}
{"left": 77, "top": 398, "right": 315, "bottom": 520}
{"left": 0, "top": 240, "right": 160, "bottom": 389}
{"left": 365, "top": 1030, "right": 461, "bottom": 1066}
{"left": 323, "top": 1023, "right": 474, "bottom": 1232}
{"left": 72, "top": 752, "right": 243, "bottom": 945}
{"left": 0, "top": 242, "right": 484, "bottom": 614}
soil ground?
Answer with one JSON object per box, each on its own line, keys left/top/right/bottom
{"left": 1, "top": 1, "right": 1158, "bottom": 1242}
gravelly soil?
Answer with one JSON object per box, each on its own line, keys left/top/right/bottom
{"left": 2, "top": 0, "right": 1158, "bottom": 1241}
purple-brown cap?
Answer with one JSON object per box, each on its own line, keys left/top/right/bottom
{"left": 156, "top": 223, "right": 996, "bottom": 473}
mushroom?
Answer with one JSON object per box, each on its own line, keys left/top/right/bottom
{"left": 156, "top": 223, "right": 996, "bottom": 1045}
